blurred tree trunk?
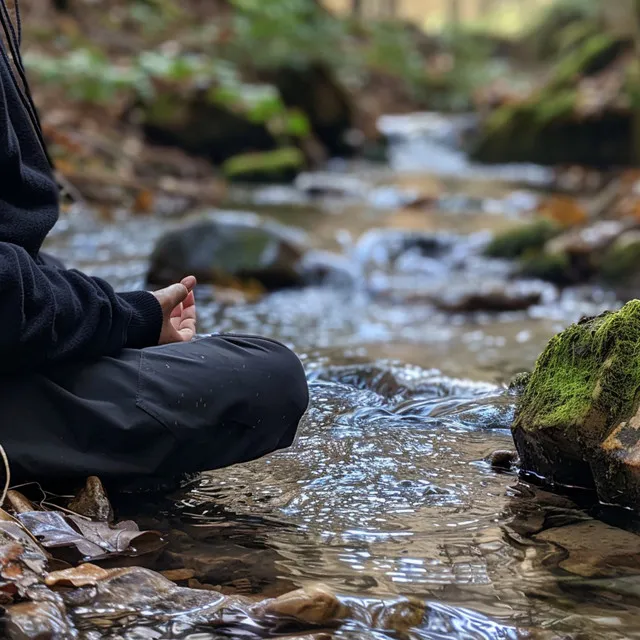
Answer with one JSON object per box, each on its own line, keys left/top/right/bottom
{"left": 52, "top": 0, "right": 70, "bottom": 9}
{"left": 351, "top": 0, "right": 363, "bottom": 17}
{"left": 385, "top": 0, "right": 397, "bottom": 18}
{"left": 449, "top": 0, "right": 461, "bottom": 29}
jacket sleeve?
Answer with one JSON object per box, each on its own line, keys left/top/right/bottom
{"left": 0, "top": 241, "right": 163, "bottom": 372}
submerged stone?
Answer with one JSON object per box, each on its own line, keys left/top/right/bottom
{"left": 512, "top": 300, "right": 640, "bottom": 509}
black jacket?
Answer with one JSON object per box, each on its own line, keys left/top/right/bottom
{"left": 0, "top": 50, "right": 162, "bottom": 372}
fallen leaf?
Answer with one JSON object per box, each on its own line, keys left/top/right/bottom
{"left": 539, "top": 195, "right": 587, "bottom": 227}
{"left": 68, "top": 516, "right": 165, "bottom": 557}
{"left": 18, "top": 511, "right": 104, "bottom": 560}
{"left": 0, "top": 521, "right": 48, "bottom": 597}
{"left": 46, "top": 563, "right": 121, "bottom": 587}
{"left": 133, "top": 188, "right": 155, "bottom": 214}
{"left": 17, "top": 511, "right": 165, "bottom": 562}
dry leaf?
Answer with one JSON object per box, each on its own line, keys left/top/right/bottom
{"left": 539, "top": 195, "right": 587, "bottom": 227}
{"left": 133, "top": 188, "right": 155, "bottom": 214}
{"left": 46, "top": 563, "right": 121, "bottom": 587}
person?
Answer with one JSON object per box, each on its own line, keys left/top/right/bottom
{"left": 0, "top": 1, "right": 309, "bottom": 486}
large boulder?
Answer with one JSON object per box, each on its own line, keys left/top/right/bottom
{"left": 141, "top": 97, "right": 280, "bottom": 167}
{"left": 147, "top": 212, "right": 354, "bottom": 292}
{"left": 147, "top": 213, "right": 306, "bottom": 290}
{"left": 512, "top": 300, "right": 640, "bottom": 510}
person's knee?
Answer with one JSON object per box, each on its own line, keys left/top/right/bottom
{"left": 253, "top": 337, "right": 309, "bottom": 425}
{"left": 199, "top": 334, "right": 309, "bottom": 444}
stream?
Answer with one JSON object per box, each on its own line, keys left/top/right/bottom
{"left": 43, "top": 114, "right": 640, "bottom": 639}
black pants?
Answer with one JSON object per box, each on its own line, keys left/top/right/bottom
{"left": 2, "top": 253, "right": 309, "bottom": 484}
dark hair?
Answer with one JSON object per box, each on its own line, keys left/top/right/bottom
{"left": 0, "top": 0, "right": 53, "bottom": 167}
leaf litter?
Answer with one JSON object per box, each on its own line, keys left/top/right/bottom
{"left": 0, "top": 479, "right": 426, "bottom": 638}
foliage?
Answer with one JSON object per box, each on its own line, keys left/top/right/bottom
{"left": 222, "top": 0, "right": 348, "bottom": 70}
{"left": 24, "top": 48, "right": 311, "bottom": 137}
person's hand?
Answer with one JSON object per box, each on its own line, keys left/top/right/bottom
{"left": 151, "top": 275, "right": 197, "bottom": 345}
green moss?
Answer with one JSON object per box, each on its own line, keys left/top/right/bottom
{"left": 485, "top": 219, "right": 561, "bottom": 259}
{"left": 600, "top": 235, "right": 640, "bottom": 283}
{"left": 551, "top": 32, "right": 617, "bottom": 87}
{"left": 514, "top": 300, "right": 640, "bottom": 447}
{"left": 222, "top": 147, "right": 304, "bottom": 183}
{"left": 533, "top": 89, "right": 577, "bottom": 127}
{"left": 520, "top": 250, "right": 572, "bottom": 285}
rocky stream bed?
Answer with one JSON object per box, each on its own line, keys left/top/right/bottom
{"left": 6, "top": 114, "right": 640, "bottom": 639}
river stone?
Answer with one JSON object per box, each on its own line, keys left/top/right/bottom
{"left": 512, "top": 299, "right": 640, "bottom": 509}
{"left": 432, "top": 281, "right": 544, "bottom": 313}
{"left": 600, "top": 229, "right": 640, "bottom": 299}
{"left": 535, "top": 520, "right": 640, "bottom": 578}
{"left": 147, "top": 214, "right": 307, "bottom": 290}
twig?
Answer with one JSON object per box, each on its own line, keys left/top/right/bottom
{"left": 0, "top": 444, "right": 10, "bottom": 509}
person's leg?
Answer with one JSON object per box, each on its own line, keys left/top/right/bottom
{"left": 0, "top": 335, "right": 308, "bottom": 485}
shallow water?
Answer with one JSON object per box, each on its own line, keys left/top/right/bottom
{"left": 45, "top": 114, "right": 640, "bottom": 639}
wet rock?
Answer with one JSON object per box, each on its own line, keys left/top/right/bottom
{"left": 534, "top": 520, "right": 640, "bottom": 578}
{"left": 470, "top": 32, "right": 635, "bottom": 168}
{"left": 4, "top": 599, "right": 76, "bottom": 640}
{"left": 254, "top": 584, "right": 425, "bottom": 632}
{"left": 294, "top": 172, "right": 367, "bottom": 199}
{"left": 147, "top": 213, "right": 306, "bottom": 290}
{"left": 520, "top": 220, "right": 628, "bottom": 285}
{"left": 141, "top": 96, "right": 280, "bottom": 167}
{"left": 508, "top": 372, "right": 531, "bottom": 396}
{"left": 255, "top": 584, "right": 350, "bottom": 626}
{"left": 269, "top": 64, "right": 358, "bottom": 158}
{"left": 519, "top": 250, "right": 574, "bottom": 285}
{"left": 600, "top": 229, "right": 640, "bottom": 298}
{"left": 222, "top": 148, "right": 305, "bottom": 184}
{"left": 296, "top": 250, "right": 357, "bottom": 289}
{"left": 67, "top": 477, "right": 114, "bottom": 523}
{"left": 512, "top": 300, "right": 640, "bottom": 509}
{"left": 432, "top": 282, "right": 543, "bottom": 313}
{"left": 484, "top": 219, "right": 561, "bottom": 260}
{"left": 489, "top": 450, "right": 519, "bottom": 471}
{"left": 354, "top": 228, "right": 455, "bottom": 271}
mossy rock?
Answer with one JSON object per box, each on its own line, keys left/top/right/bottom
{"left": 600, "top": 231, "right": 640, "bottom": 283}
{"left": 519, "top": 250, "right": 574, "bottom": 285}
{"left": 512, "top": 300, "right": 640, "bottom": 503}
{"left": 470, "top": 31, "right": 634, "bottom": 168}
{"left": 222, "top": 148, "right": 305, "bottom": 184}
{"left": 485, "top": 219, "right": 561, "bottom": 260}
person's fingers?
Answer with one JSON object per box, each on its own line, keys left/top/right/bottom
{"left": 157, "top": 283, "right": 188, "bottom": 314}
{"left": 170, "top": 301, "right": 183, "bottom": 319}
{"left": 181, "top": 275, "right": 197, "bottom": 292}
{"left": 182, "top": 290, "right": 196, "bottom": 309}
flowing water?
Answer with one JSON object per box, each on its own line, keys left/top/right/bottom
{"left": 45, "top": 115, "right": 640, "bottom": 639}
